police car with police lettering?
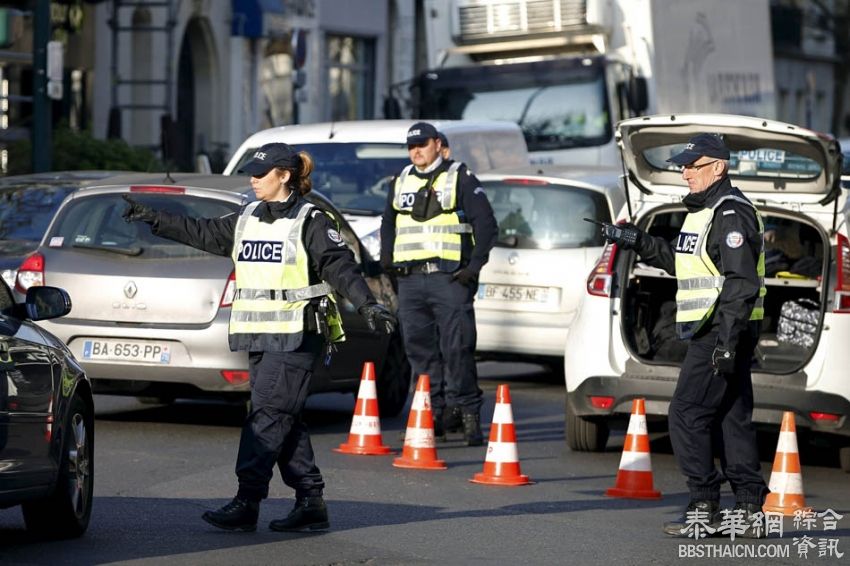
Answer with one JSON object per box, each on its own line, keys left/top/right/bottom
{"left": 564, "top": 114, "right": 850, "bottom": 472}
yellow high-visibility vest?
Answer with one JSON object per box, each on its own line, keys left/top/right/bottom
{"left": 391, "top": 162, "right": 473, "bottom": 268}
{"left": 674, "top": 195, "right": 766, "bottom": 337}
{"left": 230, "top": 201, "right": 344, "bottom": 349}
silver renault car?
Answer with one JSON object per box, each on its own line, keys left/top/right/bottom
{"left": 14, "top": 173, "right": 410, "bottom": 415}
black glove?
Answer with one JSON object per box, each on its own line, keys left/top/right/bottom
{"left": 121, "top": 194, "right": 158, "bottom": 224}
{"left": 601, "top": 222, "right": 642, "bottom": 250}
{"left": 358, "top": 303, "right": 398, "bottom": 335}
{"left": 452, "top": 267, "right": 479, "bottom": 286}
{"left": 712, "top": 346, "right": 735, "bottom": 375}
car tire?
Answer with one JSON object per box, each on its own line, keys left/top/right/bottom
{"left": 840, "top": 446, "right": 850, "bottom": 474}
{"left": 565, "top": 395, "right": 609, "bottom": 452}
{"left": 22, "top": 394, "right": 94, "bottom": 539}
{"left": 376, "top": 330, "right": 412, "bottom": 417}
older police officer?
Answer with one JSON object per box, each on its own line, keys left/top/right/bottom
{"left": 380, "top": 122, "right": 497, "bottom": 445}
{"left": 122, "top": 142, "right": 397, "bottom": 533}
{"left": 600, "top": 134, "right": 769, "bottom": 538}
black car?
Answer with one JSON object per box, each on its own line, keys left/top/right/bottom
{"left": 0, "top": 280, "right": 93, "bottom": 538}
{"left": 0, "top": 172, "right": 122, "bottom": 289}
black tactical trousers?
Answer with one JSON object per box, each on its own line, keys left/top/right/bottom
{"left": 668, "top": 327, "right": 769, "bottom": 505}
{"left": 235, "top": 340, "right": 324, "bottom": 502}
{"left": 397, "top": 271, "right": 483, "bottom": 414}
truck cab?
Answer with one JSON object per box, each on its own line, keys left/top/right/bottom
{"left": 410, "top": 0, "right": 775, "bottom": 167}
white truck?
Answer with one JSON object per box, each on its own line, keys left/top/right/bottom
{"left": 407, "top": 0, "right": 776, "bottom": 167}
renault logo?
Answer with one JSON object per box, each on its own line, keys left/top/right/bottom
{"left": 508, "top": 252, "right": 519, "bottom": 265}
{"left": 124, "top": 281, "right": 138, "bottom": 299}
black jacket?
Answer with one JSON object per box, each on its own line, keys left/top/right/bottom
{"left": 151, "top": 193, "right": 377, "bottom": 350}
{"left": 379, "top": 158, "right": 498, "bottom": 273}
{"left": 636, "top": 177, "right": 762, "bottom": 350}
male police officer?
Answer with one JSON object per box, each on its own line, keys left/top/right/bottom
{"left": 437, "top": 132, "right": 451, "bottom": 161}
{"left": 600, "top": 133, "right": 769, "bottom": 538}
{"left": 380, "top": 122, "right": 498, "bottom": 445}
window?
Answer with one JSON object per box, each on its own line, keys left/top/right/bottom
{"left": 326, "top": 35, "right": 375, "bottom": 121}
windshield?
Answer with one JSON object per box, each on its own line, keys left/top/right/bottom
{"left": 232, "top": 143, "right": 410, "bottom": 214}
{"left": 485, "top": 180, "right": 610, "bottom": 249}
{"left": 417, "top": 58, "right": 612, "bottom": 152}
{"left": 0, "top": 184, "right": 77, "bottom": 241}
{"left": 643, "top": 144, "right": 823, "bottom": 180}
{"left": 48, "top": 194, "right": 239, "bottom": 259}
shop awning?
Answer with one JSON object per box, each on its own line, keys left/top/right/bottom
{"left": 231, "top": 0, "right": 287, "bottom": 38}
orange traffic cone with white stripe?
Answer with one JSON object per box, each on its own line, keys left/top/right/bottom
{"left": 334, "top": 361, "right": 393, "bottom": 455}
{"left": 470, "top": 384, "right": 531, "bottom": 486}
{"left": 393, "top": 374, "right": 446, "bottom": 470}
{"left": 763, "top": 411, "right": 812, "bottom": 516}
{"left": 605, "top": 398, "right": 661, "bottom": 499}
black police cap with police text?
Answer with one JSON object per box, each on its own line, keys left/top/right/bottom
{"left": 407, "top": 122, "right": 439, "bottom": 144}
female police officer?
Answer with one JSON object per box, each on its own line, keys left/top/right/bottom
{"left": 122, "top": 142, "right": 397, "bottom": 533}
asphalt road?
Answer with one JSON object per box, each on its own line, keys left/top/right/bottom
{"left": 1, "top": 362, "right": 848, "bottom": 565}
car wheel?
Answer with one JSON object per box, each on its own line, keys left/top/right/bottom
{"left": 23, "top": 394, "right": 94, "bottom": 539}
{"left": 564, "top": 395, "right": 609, "bottom": 452}
{"left": 376, "top": 331, "right": 411, "bottom": 417}
{"left": 840, "top": 446, "right": 850, "bottom": 474}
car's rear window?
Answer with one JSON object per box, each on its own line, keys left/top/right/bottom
{"left": 47, "top": 193, "right": 240, "bottom": 259}
{"left": 233, "top": 143, "right": 410, "bottom": 214}
{"left": 484, "top": 181, "right": 610, "bottom": 249}
{"left": 643, "top": 144, "right": 823, "bottom": 179}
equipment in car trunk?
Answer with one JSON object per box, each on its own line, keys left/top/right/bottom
{"left": 777, "top": 298, "right": 820, "bottom": 349}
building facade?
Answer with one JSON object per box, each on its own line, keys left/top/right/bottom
{"left": 87, "top": 0, "right": 414, "bottom": 171}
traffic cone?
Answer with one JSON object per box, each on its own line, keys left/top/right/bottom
{"left": 763, "top": 411, "right": 812, "bottom": 516}
{"left": 393, "top": 374, "right": 446, "bottom": 470}
{"left": 605, "top": 398, "right": 662, "bottom": 500}
{"left": 470, "top": 384, "right": 531, "bottom": 486}
{"left": 334, "top": 361, "right": 393, "bottom": 455}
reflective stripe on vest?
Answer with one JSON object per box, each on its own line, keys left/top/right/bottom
{"left": 391, "top": 162, "right": 472, "bottom": 264}
{"left": 229, "top": 201, "right": 344, "bottom": 343}
{"left": 674, "top": 195, "right": 767, "bottom": 332}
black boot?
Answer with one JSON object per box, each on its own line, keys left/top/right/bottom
{"left": 462, "top": 411, "right": 484, "bottom": 447}
{"left": 662, "top": 500, "right": 721, "bottom": 537}
{"left": 202, "top": 497, "right": 259, "bottom": 532}
{"left": 443, "top": 406, "right": 464, "bottom": 433}
{"left": 732, "top": 502, "right": 767, "bottom": 539}
{"left": 268, "top": 496, "right": 330, "bottom": 532}
{"left": 433, "top": 409, "right": 446, "bottom": 442}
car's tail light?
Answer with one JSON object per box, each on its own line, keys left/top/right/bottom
{"left": 221, "top": 370, "right": 249, "bottom": 385}
{"left": 589, "top": 396, "right": 614, "bottom": 409}
{"left": 834, "top": 232, "right": 850, "bottom": 313}
{"left": 129, "top": 185, "right": 186, "bottom": 194}
{"left": 220, "top": 271, "right": 236, "bottom": 307}
{"left": 809, "top": 411, "right": 840, "bottom": 423}
{"left": 586, "top": 243, "right": 617, "bottom": 297}
{"left": 15, "top": 252, "right": 45, "bottom": 293}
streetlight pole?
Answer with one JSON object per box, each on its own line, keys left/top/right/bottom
{"left": 32, "top": 0, "right": 51, "bottom": 172}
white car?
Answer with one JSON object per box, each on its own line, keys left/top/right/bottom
{"left": 564, "top": 114, "right": 850, "bottom": 472}
{"left": 474, "top": 166, "right": 625, "bottom": 368}
{"left": 222, "top": 120, "right": 529, "bottom": 257}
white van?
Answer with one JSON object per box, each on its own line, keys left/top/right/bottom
{"left": 223, "top": 120, "right": 529, "bottom": 258}
{"left": 563, "top": 114, "right": 850, "bottom": 472}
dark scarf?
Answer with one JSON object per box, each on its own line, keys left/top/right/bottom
{"left": 254, "top": 193, "right": 300, "bottom": 223}
{"left": 682, "top": 176, "right": 732, "bottom": 213}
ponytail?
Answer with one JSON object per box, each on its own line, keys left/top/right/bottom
{"left": 292, "top": 151, "right": 313, "bottom": 196}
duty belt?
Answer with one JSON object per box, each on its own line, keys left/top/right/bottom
{"left": 234, "top": 282, "right": 332, "bottom": 302}
{"left": 403, "top": 261, "right": 442, "bottom": 275}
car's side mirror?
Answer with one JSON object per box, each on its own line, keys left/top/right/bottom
{"left": 25, "top": 286, "right": 72, "bottom": 321}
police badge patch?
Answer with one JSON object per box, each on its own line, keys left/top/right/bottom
{"left": 327, "top": 228, "right": 343, "bottom": 243}
{"left": 725, "top": 231, "right": 744, "bottom": 249}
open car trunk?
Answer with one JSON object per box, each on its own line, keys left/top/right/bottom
{"left": 621, "top": 205, "right": 829, "bottom": 374}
